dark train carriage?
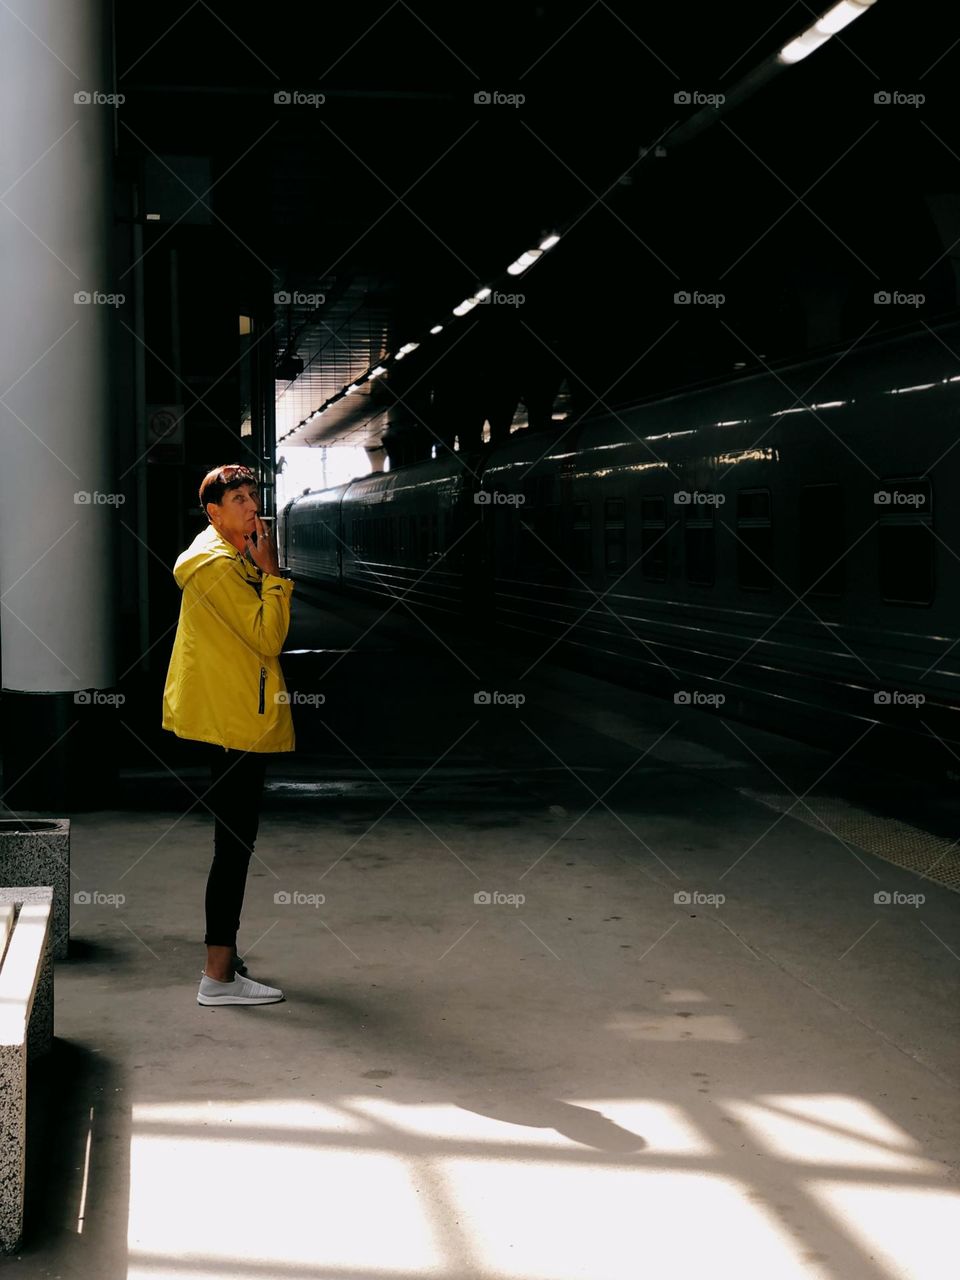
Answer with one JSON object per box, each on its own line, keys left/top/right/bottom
{"left": 339, "top": 455, "right": 480, "bottom": 618}
{"left": 476, "top": 321, "right": 960, "bottom": 752}
{"left": 280, "top": 484, "right": 350, "bottom": 584}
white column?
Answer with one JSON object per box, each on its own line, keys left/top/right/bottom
{"left": 0, "top": 0, "right": 116, "bottom": 803}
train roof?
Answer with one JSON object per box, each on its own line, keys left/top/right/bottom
{"left": 283, "top": 481, "right": 351, "bottom": 512}
{"left": 341, "top": 452, "right": 476, "bottom": 503}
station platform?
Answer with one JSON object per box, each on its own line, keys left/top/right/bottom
{"left": 14, "top": 586, "right": 960, "bottom": 1279}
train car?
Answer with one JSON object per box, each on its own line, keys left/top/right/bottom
{"left": 477, "top": 319, "right": 960, "bottom": 753}
{"left": 280, "top": 483, "right": 349, "bottom": 585}
{"left": 338, "top": 455, "right": 480, "bottom": 619}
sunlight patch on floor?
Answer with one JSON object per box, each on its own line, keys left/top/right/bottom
{"left": 125, "top": 1092, "right": 958, "bottom": 1280}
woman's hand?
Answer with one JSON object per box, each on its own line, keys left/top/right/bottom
{"left": 244, "top": 515, "right": 281, "bottom": 576}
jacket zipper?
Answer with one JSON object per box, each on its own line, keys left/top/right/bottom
{"left": 258, "top": 665, "right": 266, "bottom": 714}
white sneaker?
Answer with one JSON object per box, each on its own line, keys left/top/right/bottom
{"left": 197, "top": 971, "right": 284, "bottom": 1006}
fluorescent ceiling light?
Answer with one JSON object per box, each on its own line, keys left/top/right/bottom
{"left": 779, "top": 0, "right": 876, "bottom": 64}
{"left": 507, "top": 249, "right": 543, "bottom": 275}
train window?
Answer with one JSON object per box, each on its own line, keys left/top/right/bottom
{"left": 529, "top": 475, "right": 552, "bottom": 505}
{"left": 539, "top": 505, "right": 561, "bottom": 577}
{"left": 684, "top": 503, "right": 715, "bottom": 586}
{"left": 604, "top": 499, "right": 626, "bottom": 571}
{"left": 736, "top": 489, "right": 774, "bottom": 591}
{"left": 799, "top": 484, "right": 844, "bottom": 596}
{"left": 878, "top": 477, "right": 933, "bottom": 605}
{"left": 640, "top": 497, "right": 667, "bottom": 580}
{"left": 570, "top": 501, "right": 592, "bottom": 574}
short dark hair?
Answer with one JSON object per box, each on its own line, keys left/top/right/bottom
{"left": 199, "top": 464, "right": 258, "bottom": 520}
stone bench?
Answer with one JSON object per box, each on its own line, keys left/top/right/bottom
{"left": 0, "top": 887, "right": 54, "bottom": 1253}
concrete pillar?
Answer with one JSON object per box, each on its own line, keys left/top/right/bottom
{"left": 0, "top": 0, "right": 116, "bottom": 810}
{"left": 364, "top": 446, "right": 386, "bottom": 473}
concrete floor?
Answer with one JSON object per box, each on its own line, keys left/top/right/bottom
{"left": 13, "top": 587, "right": 960, "bottom": 1279}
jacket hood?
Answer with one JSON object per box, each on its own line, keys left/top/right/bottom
{"left": 173, "top": 524, "right": 242, "bottom": 590}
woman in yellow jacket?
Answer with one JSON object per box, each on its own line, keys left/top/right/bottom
{"left": 162, "top": 464, "right": 294, "bottom": 1007}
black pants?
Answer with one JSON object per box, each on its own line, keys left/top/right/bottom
{"left": 201, "top": 747, "right": 268, "bottom": 948}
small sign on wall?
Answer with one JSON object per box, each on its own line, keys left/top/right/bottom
{"left": 146, "top": 404, "right": 184, "bottom": 463}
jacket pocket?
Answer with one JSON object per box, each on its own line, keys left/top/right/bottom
{"left": 258, "top": 665, "right": 266, "bottom": 714}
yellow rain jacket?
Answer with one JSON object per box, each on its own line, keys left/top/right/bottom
{"left": 162, "top": 523, "right": 296, "bottom": 753}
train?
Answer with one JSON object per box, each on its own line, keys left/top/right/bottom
{"left": 278, "top": 318, "right": 960, "bottom": 772}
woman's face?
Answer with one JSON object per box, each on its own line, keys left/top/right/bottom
{"left": 209, "top": 482, "right": 260, "bottom": 539}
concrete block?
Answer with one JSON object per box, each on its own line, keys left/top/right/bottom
{"left": 0, "top": 887, "right": 53, "bottom": 1253}
{"left": 0, "top": 819, "right": 69, "bottom": 960}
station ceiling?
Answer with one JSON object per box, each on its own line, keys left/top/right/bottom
{"left": 115, "top": 2, "right": 960, "bottom": 452}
